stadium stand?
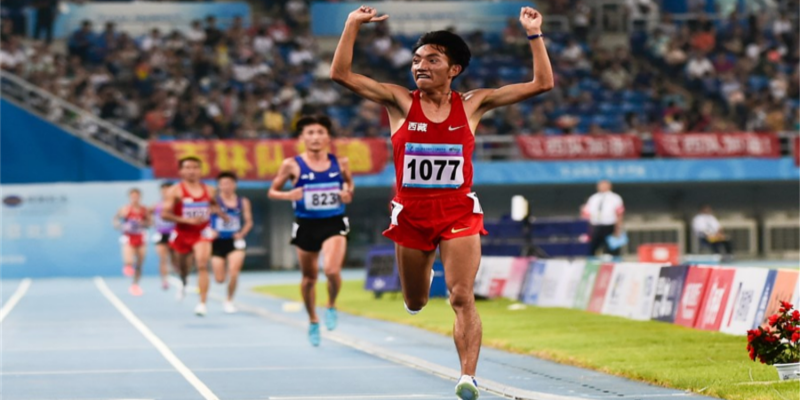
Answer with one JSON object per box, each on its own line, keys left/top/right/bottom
{"left": 0, "top": 0, "right": 797, "bottom": 153}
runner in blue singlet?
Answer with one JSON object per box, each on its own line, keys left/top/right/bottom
{"left": 268, "top": 115, "right": 354, "bottom": 346}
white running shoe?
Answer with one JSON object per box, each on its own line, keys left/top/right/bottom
{"left": 175, "top": 282, "right": 186, "bottom": 302}
{"left": 455, "top": 375, "right": 479, "bottom": 400}
{"left": 223, "top": 301, "right": 237, "bottom": 314}
{"left": 194, "top": 303, "right": 207, "bottom": 317}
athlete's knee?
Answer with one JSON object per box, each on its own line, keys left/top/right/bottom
{"left": 448, "top": 288, "right": 475, "bottom": 311}
{"left": 215, "top": 275, "right": 225, "bottom": 284}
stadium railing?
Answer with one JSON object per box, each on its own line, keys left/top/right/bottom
{"left": 0, "top": 71, "right": 149, "bottom": 167}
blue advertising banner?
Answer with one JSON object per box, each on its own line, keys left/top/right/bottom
{"left": 36, "top": 2, "right": 251, "bottom": 39}
{"left": 311, "top": 1, "right": 533, "bottom": 36}
{"left": 520, "top": 259, "right": 546, "bottom": 305}
{"left": 1, "top": 181, "right": 161, "bottom": 278}
{"left": 751, "top": 269, "right": 778, "bottom": 329}
{"left": 651, "top": 265, "right": 690, "bottom": 323}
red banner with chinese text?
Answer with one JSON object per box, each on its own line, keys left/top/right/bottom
{"left": 149, "top": 139, "right": 389, "bottom": 180}
{"left": 515, "top": 135, "right": 642, "bottom": 160}
{"left": 654, "top": 133, "right": 781, "bottom": 158}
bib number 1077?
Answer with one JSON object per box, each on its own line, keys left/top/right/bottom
{"left": 406, "top": 159, "right": 461, "bottom": 181}
{"left": 402, "top": 143, "right": 464, "bottom": 189}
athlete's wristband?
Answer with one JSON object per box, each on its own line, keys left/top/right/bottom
{"left": 527, "top": 33, "right": 544, "bottom": 40}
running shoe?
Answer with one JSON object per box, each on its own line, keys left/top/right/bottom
{"left": 455, "top": 375, "right": 479, "bottom": 400}
{"left": 175, "top": 281, "right": 185, "bottom": 301}
{"left": 325, "top": 307, "right": 338, "bottom": 331}
{"left": 129, "top": 284, "right": 143, "bottom": 296}
{"left": 223, "top": 301, "right": 237, "bottom": 314}
{"left": 122, "top": 265, "right": 134, "bottom": 277}
{"left": 308, "top": 322, "right": 321, "bottom": 347}
{"left": 194, "top": 303, "right": 207, "bottom": 317}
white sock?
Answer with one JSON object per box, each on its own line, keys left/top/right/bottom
{"left": 404, "top": 302, "right": 421, "bottom": 315}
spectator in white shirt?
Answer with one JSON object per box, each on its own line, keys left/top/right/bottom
{"left": 692, "top": 205, "right": 732, "bottom": 256}
{"left": 185, "top": 20, "right": 206, "bottom": 44}
{"left": 140, "top": 29, "right": 163, "bottom": 52}
{"left": 582, "top": 180, "right": 625, "bottom": 256}
{"left": 685, "top": 52, "right": 714, "bottom": 80}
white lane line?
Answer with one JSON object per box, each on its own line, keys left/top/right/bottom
{"left": 220, "top": 294, "right": 584, "bottom": 400}
{"left": 267, "top": 395, "right": 451, "bottom": 400}
{"left": 1, "top": 365, "right": 401, "bottom": 376}
{"left": 94, "top": 277, "right": 219, "bottom": 400}
{"left": 0, "top": 278, "right": 31, "bottom": 323}
{"left": 6, "top": 342, "right": 310, "bottom": 352}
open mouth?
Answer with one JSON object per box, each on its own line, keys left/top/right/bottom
{"left": 416, "top": 73, "right": 431, "bottom": 80}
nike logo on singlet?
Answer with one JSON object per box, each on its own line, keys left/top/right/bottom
{"left": 448, "top": 125, "right": 465, "bottom": 131}
{"left": 451, "top": 226, "right": 470, "bottom": 233}
{"left": 329, "top": 172, "right": 340, "bottom": 178}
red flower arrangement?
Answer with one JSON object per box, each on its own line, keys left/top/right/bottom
{"left": 746, "top": 301, "right": 800, "bottom": 365}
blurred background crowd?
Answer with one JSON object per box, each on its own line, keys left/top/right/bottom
{"left": 1, "top": 0, "right": 797, "bottom": 142}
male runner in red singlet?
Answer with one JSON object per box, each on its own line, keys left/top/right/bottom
{"left": 114, "top": 188, "right": 151, "bottom": 296}
{"left": 331, "top": 6, "right": 553, "bottom": 399}
{"left": 161, "top": 156, "right": 227, "bottom": 316}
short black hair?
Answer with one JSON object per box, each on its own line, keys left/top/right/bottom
{"left": 412, "top": 31, "right": 471, "bottom": 76}
{"left": 160, "top": 182, "right": 173, "bottom": 189}
{"left": 296, "top": 114, "right": 334, "bottom": 137}
{"left": 178, "top": 156, "right": 202, "bottom": 168}
{"left": 217, "top": 171, "right": 238, "bottom": 181}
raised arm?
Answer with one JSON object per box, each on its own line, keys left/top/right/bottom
{"left": 338, "top": 157, "right": 354, "bottom": 204}
{"left": 466, "top": 7, "right": 554, "bottom": 116}
{"left": 330, "top": 6, "right": 409, "bottom": 112}
{"left": 268, "top": 159, "right": 303, "bottom": 201}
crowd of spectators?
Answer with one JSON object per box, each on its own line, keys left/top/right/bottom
{"left": 0, "top": 0, "right": 797, "bottom": 142}
{"left": 637, "top": 8, "right": 799, "bottom": 133}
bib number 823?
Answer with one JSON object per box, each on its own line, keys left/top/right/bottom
{"left": 311, "top": 192, "right": 339, "bottom": 207}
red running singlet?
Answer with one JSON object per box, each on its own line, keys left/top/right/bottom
{"left": 173, "top": 182, "right": 211, "bottom": 234}
{"left": 391, "top": 90, "right": 474, "bottom": 198}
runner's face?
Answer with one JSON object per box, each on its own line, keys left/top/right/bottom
{"left": 217, "top": 177, "right": 237, "bottom": 195}
{"left": 301, "top": 124, "right": 330, "bottom": 152}
{"left": 160, "top": 187, "right": 170, "bottom": 200}
{"left": 129, "top": 191, "right": 140, "bottom": 204}
{"left": 180, "top": 160, "right": 202, "bottom": 182}
{"left": 412, "top": 45, "right": 459, "bottom": 90}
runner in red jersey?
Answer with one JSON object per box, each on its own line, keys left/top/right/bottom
{"left": 113, "top": 188, "right": 151, "bottom": 296}
{"left": 331, "top": 6, "right": 553, "bottom": 399}
{"left": 161, "top": 156, "right": 226, "bottom": 316}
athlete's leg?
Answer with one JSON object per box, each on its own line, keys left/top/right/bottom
{"left": 155, "top": 243, "right": 170, "bottom": 286}
{"left": 193, "top": 240, "right": 212, "bottom": 305}
{"left": 212, "top": 255, "right": 227, "bottom": 284}
{"left": 440, "top": 234, "right": 482, "bottom": 376}
{"left": 176, "top": 251, "right": 191, "bottom": 286}
{"left": 321, "top": 236, "right": 346, "bottom": 308}
{"left": 122, "top": 243, "right": 135, "bottom": 277}
{"left": 395, "top": 244, "right": 436, "bottom": 312}
{"left": 225, "top": 250, "right": 245, "bottom": 301}
{"left": 133, "top": 245, "right": 146, "bottom": 284}
{"left": 296, "top": 248, "right": 320, "bottom": 323}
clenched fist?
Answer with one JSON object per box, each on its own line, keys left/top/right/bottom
{"left": 347, "top": 5, "right": 389, "bottom": 25}
{"left": 519, "top": 7, "right": 543, "bottom": 35}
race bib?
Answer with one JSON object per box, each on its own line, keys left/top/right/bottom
{"left": 303, "top": 182, "right": 341, "bottom": 211}
{"left": 214, "top": 215, "right": 241, "bottom": 233}
{"left": 402, "top": 143, "right": 464, "bottom": 189}
{"left": 182, "top": 200, "right": 210, "bottom": 220}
